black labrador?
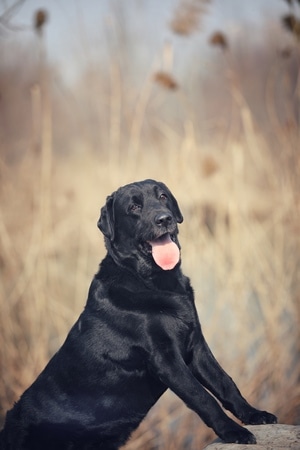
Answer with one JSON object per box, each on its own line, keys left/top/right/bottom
{"left": 0, "top": 179, "right": 277, "bottom": 449}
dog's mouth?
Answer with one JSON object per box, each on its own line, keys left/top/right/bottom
{"left": 146, "top": 233, "right": 180, "bottom": 271}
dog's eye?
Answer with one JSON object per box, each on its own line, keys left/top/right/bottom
{"left": 159, "top": 193, "right": 168, "bottom": 201}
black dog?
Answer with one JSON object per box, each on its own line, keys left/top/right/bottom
{"left": 0, "top": 179, "right": 277, "bottom": 449}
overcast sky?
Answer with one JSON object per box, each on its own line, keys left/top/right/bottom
{"left": 1, "top": 0, "right": 292, "bottom": 83}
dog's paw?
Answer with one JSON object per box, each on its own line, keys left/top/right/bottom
{"left": 221, "top": 426, "right": 256, "bottom": 444}
{"left": 243, "top": 409, "right": 278, "bottom": 425}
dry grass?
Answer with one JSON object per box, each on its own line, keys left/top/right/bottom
{"left": 0, "top": 3, "right": 300, "bottom": 449}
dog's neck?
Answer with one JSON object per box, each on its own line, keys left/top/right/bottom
{"left": 103, "top": 243, "right": 185, "bottom": 293}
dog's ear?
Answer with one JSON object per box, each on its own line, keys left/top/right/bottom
{"left": 170, "top": 194, "right": 183, "bottom": 223}
{"left": 97, "top": 193, "right": 116, "bottom": 241}
{"left": 161, "top": 183, "right": 183, "bottom": 224}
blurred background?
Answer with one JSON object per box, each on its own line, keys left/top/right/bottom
{"left": 0, "top": 0, "right": 299, "bottom": 448}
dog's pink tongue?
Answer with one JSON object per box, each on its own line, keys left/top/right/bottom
{"left": 149, "top": 234, "right": 180, "bottom": 270}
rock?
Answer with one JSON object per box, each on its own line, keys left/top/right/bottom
{"left": 204, "top": 424, "right": 300, "bottom": 450}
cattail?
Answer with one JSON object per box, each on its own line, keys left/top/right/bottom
{"left": 282, "top": 14, "right": 300, "bottom": 40}
{"left": 153, "top": 72, "right": 179, "bottom": 90}
{"left": 170, "top": 0, "right": 210, "bottom": 37}
{"left": 201, "top": 156, "right": 219, "bottom": 177}
{"left": 209, "top": 31, "right": 228, "bottom": 50}
{"left": 279, "top": 47, "right": 292, "bottom": 58}
{"left": 34, "top": 9, "right": 48, "bottom": 35}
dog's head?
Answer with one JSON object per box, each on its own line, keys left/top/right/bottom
{"left": 98, "top": 180, "right": 183, "bottom": 272}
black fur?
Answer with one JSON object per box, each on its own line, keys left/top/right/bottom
{"left": 0, "top": 179, "right": 277, "bottom": 449}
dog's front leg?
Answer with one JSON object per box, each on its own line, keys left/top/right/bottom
{"left": 190, "top": 333, "right": 277, "bottom": 426}
{"left": 148, "top": 345, "right": 256, "bottom": 444}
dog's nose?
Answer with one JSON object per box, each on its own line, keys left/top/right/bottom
{"left": 155, "top": 213, "right": 172, "bottom": 227}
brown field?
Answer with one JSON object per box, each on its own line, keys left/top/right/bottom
{"left": 0, "top": 2, "right": 299, "bottom": 449}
